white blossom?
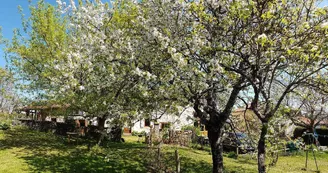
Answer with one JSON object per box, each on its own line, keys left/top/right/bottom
{"left": 79, "top": 86, "right": 85, "bottom": 91}
{"left": 321, "top": 22, "right": 328, "bottom": 28}
{"left": 258, "top": 33, "right": 267, "bottom": 40}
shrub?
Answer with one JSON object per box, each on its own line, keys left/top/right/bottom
{"left": 132, "top": 131, "right": 138, "bottom": 136}
{"left": 181, "top": 125, "right": 201, "bottom": 136}
{"left": 0, "top": 113, "right": 16, "bottom": 125}
{"left": 227, "top": 151, "right": 238, "bottom": 159}
{"left": 0, "top": 122, "right": 10, "bottom": 130}
{"left": 132, "top": 131, "right": 146, "bottom": 136}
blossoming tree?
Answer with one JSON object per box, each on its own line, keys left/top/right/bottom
{"left": 6, "top": 0, "right": 185, "bottom": 142}
{"left": 5, "top": 0, "right": 328, "bottom": 173}
{"left": 132, "top": 0, "right": 328, "bottom": 173}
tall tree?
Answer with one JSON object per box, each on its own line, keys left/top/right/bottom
{"left": 5, "top": 1, "right": 328, "bottom": 173}
{"left": 134, "top": 1, "right": 328, "bottom": 172}
{"left": 5, "top": 0, "right": 184, "bottom": 141}
{"left": 218, "top": 1, "right": 328, "bottom": 172}
{"left": 6, "top": 0, "right": 68, "bottom": 98}
{"left": 133, "top": 1, "right": 249, "bottom": 172}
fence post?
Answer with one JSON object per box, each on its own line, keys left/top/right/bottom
{"left": 157, "top": 147, "right": 161, "bottom": 161}
{"left": 175, "top": 149, "right": 180, "bottom": 173}
{"left": 157, "top": 147, "right": 161, "bottom": 170}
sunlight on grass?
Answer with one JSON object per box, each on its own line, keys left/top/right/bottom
{"left": 0, "top": 128, "right": 328, "bottom": 173}
{"left": 0, "top": 148, "right": 30, "bottom": 173}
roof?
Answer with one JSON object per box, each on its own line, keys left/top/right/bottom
{"left": 296, "top": 116, "right": 328, "bottom": 126}
{"left": 19, "top": 104, "right": 70, "bottom": 111}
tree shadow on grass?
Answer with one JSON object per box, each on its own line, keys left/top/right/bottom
{"left": 0, "top": 127, "right": 68, "bottom": 151}
{"left": 22, "top": 147, "right": 148, "bottom": 173}
{"left": 0, "top": 128, "right": 258, "bottom": 173}
{"left": 162, "top": 149, "right": 256, "bottom": 173}
{"left": 179, "top": 157, "right": 256, "bottom": 173}
{"left": 0, "top": 127, "right": 148, "bottom": 173}
{"left": 234, "top": 156, "right": 257, "bottom": 165}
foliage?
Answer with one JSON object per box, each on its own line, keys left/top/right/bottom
{"left": 0, "top": 112, "right": 14, "bottom": 121}
{"left": 182, "top": 125, "right": 201, "bottom": 136}
{"left": 161, "top": 127, "right": 170, "bottom": 142}
{"left": 227, "top": 152, "right": 238, "bottom": 159}
{"left": 131, "top": 131, "right": 138, "bottom": 136}
{"left": 0, "top": 113, "right": 19, "bottom": 130}
{"left": 210, "top": 0, "right": 328, "bottom": 171}
{"left": 134, "top": 0, "right": 328, "bottom": 171}
{"left": 4, "top": 1, "right": 242, "bottom": 171}
{"left": 286, "top": 87, "right": 328, "bottom": 132}
{"left": 5, "top": 0, "right": 186, "bottom": 136}
{"left": 131, "top": 130, "right": 146, "bottom": 136}
{"left": 264, "top": 113, "right": 290, "bottom": 167}
{"left": 146, "top": 147, "right": 175, "bottom": 173}
{"left": 0, "top": 68, "right": 19, "bottom": 113}
{"left": 4, "top": 0, "right": 328, "bottom": 172}
{"left": 0, "top": 122, "right": 10, "bottom": 130}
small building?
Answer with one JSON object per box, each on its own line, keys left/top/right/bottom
{"left": 18, "top": 104, "right": 89, "bottom": 135}
{"left": 130, "top": 107, "right": 195, "bottom": 133}
{"left": 18, "top": 104, "right": 72, "bottom": 122}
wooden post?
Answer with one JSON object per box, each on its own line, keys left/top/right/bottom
{"left": 305, "top": 149, "right": 308, "bottom": 169}
{"left": 157, "top": 147, "right": 161, "bottom": 169}
{"left": 157, "top": 147, "right": 161, "bottom": 161}
{"left": 175, "top": 149, "right": 180, "bottom": 173}
{"left": 311, "top": 148, "right": 319, "bottom": 171}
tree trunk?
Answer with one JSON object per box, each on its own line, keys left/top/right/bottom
{"left": 258, "top": 123, "right": 268, "bottom": 173}
{"left": 98, "top": 117, "right": 106, "bottom": 130}
{"left": 111, "top": 125, "right": 123, "bottom": 142}
{"left": 208, "top": 127, "right": 224, "bottom": 173}
{"left": 97, "top": 117, "right": 106, "bottom": 145}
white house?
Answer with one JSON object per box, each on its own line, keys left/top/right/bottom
{"left": 131, "top": 107, "right": 195, "bottom": 133}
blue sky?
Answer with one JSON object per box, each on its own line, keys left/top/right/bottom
{"left": 1, "top": 0, "right": 328, "bottom": 68}
{"left": 0, "top": 0, "right": 58, "bottom": 68}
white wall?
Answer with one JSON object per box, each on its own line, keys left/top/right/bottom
{"left": 131, "top": 107, "right": 195, "bottom": 133}
{"left": 79, "top": 107, "right": 195, "bottom": 132}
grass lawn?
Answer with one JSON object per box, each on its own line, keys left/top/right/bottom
{"left": 0, "top": 127, "right": 327, "bottom": 173}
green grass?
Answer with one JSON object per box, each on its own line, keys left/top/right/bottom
{"left": 0, "top": 127, "right": 327, "bottom": 173}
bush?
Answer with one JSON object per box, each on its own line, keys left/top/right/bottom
{"left": 132, "top": 131, "right": 146, "bottom": 136}
{"left": 227, "top": 151, "right": 238, "bottom": 159}
{"left": 181, "top": 125, "right": 201, "bottom": 136}
{"left": 0, "top": 113, "right": 16, "bottom": 125}
{"left": 0, "top": 122, "right": 10, "bottom": 130}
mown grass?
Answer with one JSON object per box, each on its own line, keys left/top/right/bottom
{"left": 0, "top": 127, "right": 327, "bottom": 173}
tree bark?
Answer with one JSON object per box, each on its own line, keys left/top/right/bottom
{"left": 208, "top": 127, "right": 224, "bottom": 173}
{"left": 111, "top": 125, "right": 123, "bottom": 142}
{"left": 97, "top": 117, "right": 106, "bottom": 145}
{"left": 193, "top": 77, "right": 244, "bottom": 173}
{"left": 258, "top": 123, "right": 268, "bottom": 173}
{"left": 98, "top": 117, "right": 106, "bottom": 129}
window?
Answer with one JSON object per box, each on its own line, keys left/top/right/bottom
{"left": 200, "top": 124, "right": 205, "bottom": 131}
{"left": 79, "top": 120, "right": 86, "bottom": 127}
{"left": 161, "top": 122, "right": 170, "bottom": 129}
{"left": 194, "top": 121, "right": 199, "bottom": 127}
{"left": 145, "top": 118, "right": 150, "bottom": 127}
